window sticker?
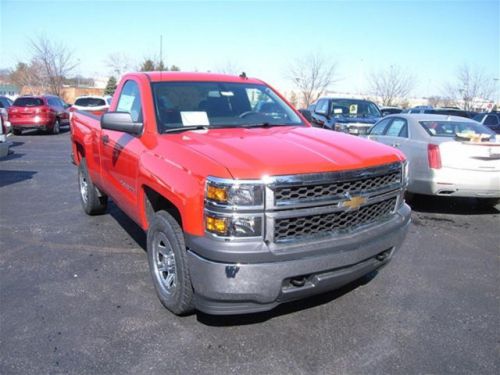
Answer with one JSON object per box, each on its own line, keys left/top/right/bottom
{"left": 349, "top": 104, "right": 358, "bottom": 114}
{"left": 333, "top": 108, "right": 343, "bottom": 114}
{"left": 117, "top": 94, "right": 135, "bottom": 112}
{"left": 220, "top": 91, "right": 234, "bottom": 97}
{"left": 181, "top": 111, "right": 210, "bottom": 126}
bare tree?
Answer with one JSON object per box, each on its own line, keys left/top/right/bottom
{"left": 287, "top": 53, "right": 338, "bottom": 108}
{"left": 105, "top": 52, "right": 133, "bottom": 78}
{"left": 446, "top": 64, "right": 495, "bottom": 110}
{"left": 9, "top": 60, "right": 47, "bottom": 94}
{"left": 427, "top": 95, "right": 457, "bottom": 108}
{"left": 369, "top": 65, "right": 415, "bottom": 106}
{"left": 214, "top": 61, "right": 242, "bottom": 75}
{"left": 30, "top": 36, "right": 77, "bottom": 96}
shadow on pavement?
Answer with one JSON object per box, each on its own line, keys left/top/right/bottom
{"left": 196, "top": 271, "right": 379, "bottom": 326}
{"left": 407, "top": 194, "right": 499, "bottom": 215}
{"left": 0, "top": 169, "right": 37, "bottom": 187}
{"left": 108, "top": 201, "right": 147, "bottom": 250}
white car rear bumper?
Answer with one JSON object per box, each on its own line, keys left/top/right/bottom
{"left": 410, "top": 167, "right": 500, "bottom": 198}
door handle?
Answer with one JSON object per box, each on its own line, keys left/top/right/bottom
{"left": 392, "top": 143, "right": 400, "bottom": 147}
{"left": 101, "top": 135, "right": 109, "bottom": 144}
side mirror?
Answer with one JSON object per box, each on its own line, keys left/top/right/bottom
{"left": 101, "top": 112, "right": 143, "bottom": 135}
{"left": 64, "top": 103, "right": 71, "bottom": 109}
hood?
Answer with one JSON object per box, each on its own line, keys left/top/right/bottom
{"left": 162, "top": 126, "right": 403, "bottom": 179}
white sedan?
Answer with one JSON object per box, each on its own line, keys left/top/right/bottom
{"left": 366, "top": 114, "right": 500, "bottom": 206}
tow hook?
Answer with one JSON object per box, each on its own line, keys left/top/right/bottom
{"left": 290, "top": 276, "right": 307, "bottom": 287}
{"left": 376, "top": 249, "right": 391, "bottom": 261}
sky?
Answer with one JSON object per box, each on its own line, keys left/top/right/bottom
{"left": 0, "top": 0, "right": 499, "bottom": 98}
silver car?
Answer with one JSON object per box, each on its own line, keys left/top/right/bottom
{"left": 366, "top": 114, "right": 500, "bottom": 206}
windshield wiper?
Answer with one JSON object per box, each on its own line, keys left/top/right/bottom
{"left": 163, "top": 125, "right": 209, "bottom": 133}
{"left": 241, "top": 122, "right": 290, "bottom": 128}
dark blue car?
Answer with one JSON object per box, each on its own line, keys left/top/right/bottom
{"left": 311, "top": 98, "right": 381, "bottom": 135}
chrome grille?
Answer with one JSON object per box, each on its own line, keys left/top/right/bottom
{"left": 273, "top": 197, "right": 397, "bottom": 243}
{"left": 274, "top": 169, "right": 401, "bottom": 206}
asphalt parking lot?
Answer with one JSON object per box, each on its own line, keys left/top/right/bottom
{"left": 1, "top": 129, "right": 499, "bottom": 375}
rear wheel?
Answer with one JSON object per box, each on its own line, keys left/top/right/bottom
{"left": 78, "top": 158, "right": 108, "bottom": 215}
{"left": 13, "top": 128, "right": 21, "bottom": 136}
{"left": 147, "top": 210, "right": 194, "bottom": 315}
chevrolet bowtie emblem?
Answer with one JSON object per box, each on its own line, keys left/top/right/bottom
{"left": 341, "top": 195, "right": 366, "bottom": 210}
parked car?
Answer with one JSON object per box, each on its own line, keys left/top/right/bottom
{"left": 0, "top": 96, "right": 13, "bottom": 134}
{"left": 8, "top": 95, "right": 69, "bottom": 135}
{"left": 380, "top": 107, "right": 403, "bottom": 117}
{"left": 473, "top": 112, "right": 500, "bottom": 133}
{"left": 70, "top": 72, "right": 410, "bottom": 316}
{"left": 404, "top": 107, "right": 474, "bottom": 118}
{"left": 69, "top": 95, "right": 111, "bottom": 119}
{"left": 366, "top": 114, "right": 499, "bottom": 206}
{"left": 311, "top": 97, "right": 381, "bottom": 135}
{"left": 298, "top": 109, "right": 312, "bottom": 122}
{"left": 0, "top": 115, "right": 10, "bottom": 157}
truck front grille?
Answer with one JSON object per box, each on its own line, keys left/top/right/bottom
{"left": 273, "top": 197, "right": 397, "bottom": 243}
{"left": 274, "top": 169, "right": 401, "bottom": 206}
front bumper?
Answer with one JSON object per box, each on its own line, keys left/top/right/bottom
{"left": 187, "top": 203, "right": 411, "bottom": 315}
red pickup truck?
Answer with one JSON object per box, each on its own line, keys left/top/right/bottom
{"left": 71, "top": 72, "right": 411, "bottom": 315}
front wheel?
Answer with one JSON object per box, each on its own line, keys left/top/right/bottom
{"left": 78, "top": 158, "right": 108, "bottom": 215}
{"left": 147, "top": 210, "right": 194, "bottom": 315}
{"left": 52, "top": 118, "right": 60, "bottom": 134}
{"left": 13, "top": 128, "right": 21, "bottom": 136}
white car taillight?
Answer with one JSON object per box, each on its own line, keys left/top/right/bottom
{"left": 428, "top": 144, "right": 442, "bottom": 169}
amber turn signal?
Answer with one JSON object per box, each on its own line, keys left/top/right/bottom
{"left": 206, "top": 185, "right": 228, "bottom": 203}
{"left": 206, "top": 215, "right": 228, "bottom": 235}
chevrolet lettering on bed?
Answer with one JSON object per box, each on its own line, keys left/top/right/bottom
{"left": 70, "top": 72, "right": 411, "bottom": 316}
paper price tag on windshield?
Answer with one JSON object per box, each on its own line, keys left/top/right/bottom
{"left": 181, "top": 111, "right": 210, "bottom": 126}
{"left": 349, "top": 104, "right": 358, "bottom": 114}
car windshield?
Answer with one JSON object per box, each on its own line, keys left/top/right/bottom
{"left": 151, "top": 81, "right": 304, "bottom": 133}
{"left": 330, "top": 99, "right": 381, "bottom": 118}
{"left": 13, "top": 97, "right": 44, "bottom": 107}
{"left": 420, "top": 120, "right": 495, "bottom": 138}
{"left": 473, "top": 114, "right": 487, "bottom": 122}
{"left": 74, "top": 98, "right": 107, "bottom": 107}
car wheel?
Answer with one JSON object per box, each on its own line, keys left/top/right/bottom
{"left": 13, "top": 128, "right": 21, "bottom": 136}
{"left": 52, "top": 118, "right": 60, "bottom": 134}
{"left": 78, "top": 158, "right": 108, "bottom": 215}
{"left": 147, "top": 210, "right": 194, "bottom": 315}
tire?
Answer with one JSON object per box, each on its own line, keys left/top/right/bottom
{"left": 13, "top": 128, "right": 21, "bottom": 136}
{"left": 78, "top": 158, "right": 108, "bottom": 215}
{"left": 147, "top": 210, "right": 194, "bottom": 315}
{"left": 52, "top": 118, "right": 60, "bottom": 134}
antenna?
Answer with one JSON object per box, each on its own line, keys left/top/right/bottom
{"left": 160, "top": 34, "right": 163, "bottom": 80}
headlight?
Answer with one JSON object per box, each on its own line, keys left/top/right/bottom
{"left": 205, "top": 213, "right": 263, "bottom": 237}
{"left": 205, "top": 177, "right": 264, "bottom": 238}
{"left": 205, "top": 177, "right": 264, "bottom": 207}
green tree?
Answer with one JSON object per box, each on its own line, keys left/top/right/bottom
{"left": 140, "top": 59, "right": 156, "bottom": 72}
{"left": 156, "top": 60, "right": 166, "bottom": 71}
{"left": 104, "top": 76, "right": 117, "bottom": 96}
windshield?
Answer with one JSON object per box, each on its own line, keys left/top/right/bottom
{"left": 13, "top": 97, "right": 44, "bottom": 107}
{"left": 420, "top": 120, "right": 495, "bottom": 138}
{"left": 74, "top": 97, "right": 107, "bottom": 107}
{"left": 151, "top": 81, "right": 303, "bottom": 133}
{"left": 329, "top": 99, "right": 381, "bottom": 118}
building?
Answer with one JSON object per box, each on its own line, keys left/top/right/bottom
{"left": 0, "top": 84, "right": 20, "bottom": 99}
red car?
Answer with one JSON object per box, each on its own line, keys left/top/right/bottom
{"left": 8, "top": 95, "right": 70, "bottom": 135}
